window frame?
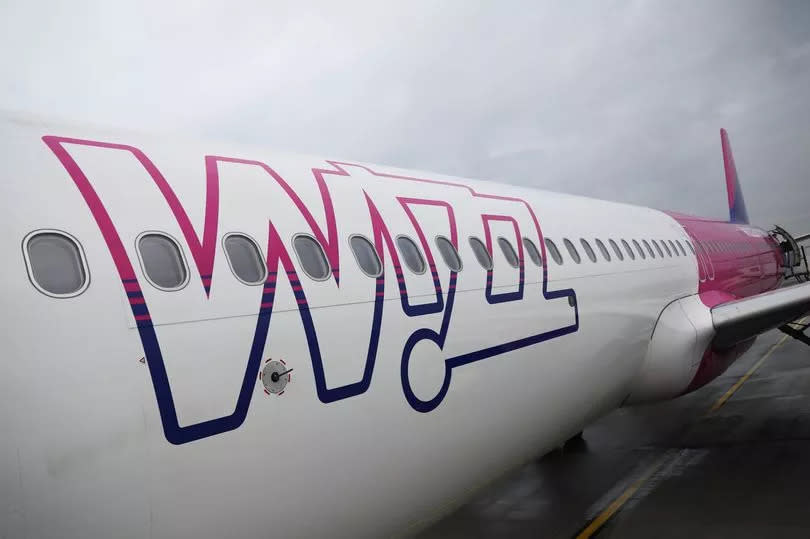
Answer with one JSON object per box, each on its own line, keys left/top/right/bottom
{"left": 609, "top": 239, "right": 624, "bottom": 261}
{"left": 136, "top": 231, "right": 190, "bottom": 292}
{"left": 580, "top": 238, "right": 598, "bottom": 263}
{"left": 292, "top": 233, "right": 333, "bottom": 282}
{"left": 522, "top": 237, "right": 543, "bottom": 267}
{"left": 651, "top": 239, "right": 664, "bottom": 258}
{"left": 621, "top": 239, "right": 635, "bottom": 260}
{"left": 642, "top": 239, "right": 656, "bottom": 258}
{"left": 684, "top": 240, "right": 695, "bottom": 254}
{"left": 435, "top": 235, "right": 463, "bottom": 272}
{"left": 349, "top": 233, "right": 384, "bottom": 278}
{"left": 22, "top": 229, "right": 91, "bottom": 298}
{"left": 632, "top": 239, "right": 646, "bottom": 259}
{"left": 396, "top": 234, "right": 427, "bottom": 275}
{"left": 545, "top": 238, "right": 564, "bottom": 265}
{"left": 595, "top": 238, "right": 611, "bottom": 261}
{"left": 563, "top": 238, "right": 582, "bottom": 264}
{"left": 497, "top": 236, "right": 520, "bottom": 268}
{"left": 469, "top": 236, "right": 493, "bottom": 270}
{"left": 222, "top": 232, "right": 268, "bottom": 286}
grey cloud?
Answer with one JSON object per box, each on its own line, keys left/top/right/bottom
{"left": 1, "top": 0, "right": 808, "bottom": 233}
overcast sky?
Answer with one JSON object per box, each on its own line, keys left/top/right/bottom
{"left": 2, "top": 1, "right": 808, "bottom": 232}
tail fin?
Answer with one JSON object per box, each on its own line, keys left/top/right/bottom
{"left": 720, "top": 128, "right": 749, "bottom": 224}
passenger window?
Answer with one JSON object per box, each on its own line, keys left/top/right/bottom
{"left": 580, "top": 239, "right": 597, "bottom": 262}
{"left": 660, "top": 240, "right": 672, "bottom": 257}
{"left": 545, "top": 238, "right": 564, "bottom": 265}
{"left": 523, "top": 238, "right": 543, "bottom": 267}
{"left": 435, "top": 236, "right": 462, "bottom": 272}
{"left": 609, "top": 239, "right": 624, "bottom": 261}
{"left": 621, "top": 239, "right": 635, "bottom": 260}
{"left": 24, "top": 231, "right": 88, "bottom": 296}
{"left": 138, "top": 233, "right": 188, "bottom": 290}
{"left": 350, "top": 235, "right": 383, "bottom": 277}
{"left": 497, "top": 237, "right": 520, "bottom": 268}
{"left": 595, "top": 239, "right": 611, "bottom": 261}
{"left": 642, "top": 240, "right": 655, "bottom": 258}
{"left": 293, "top": 235, "right": 331, "bottom": 280}
{"left": 396, "top": 236, "right": 426, "bottom": 274}
{"left": 675, "top": 240, "right": 686, "bottom": 256}
{"left": 702, "top": 241, "right": 713, "bottom": 254}
{"left": 469, "top": 237, "right": 493, "bottom": 270}
{"left": 632, "top": 239, "right": 646, "bottom": 259}
{"left": 651, "top": 240, "right": 664, "bottom": 258}
{"left": 563, "top": 238, "right": 581, "bottom": 264}
{"left": 684, "top": 240, "right": 695, "bottom": 254}
{"left": 667, "top": 240, "right": 678, "bottom": 256}
{"left": 223, "top": 234, "right": 266, "bottom": 284}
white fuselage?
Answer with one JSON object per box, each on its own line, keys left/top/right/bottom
{"left": 0, "top": 117, "right": 701, "bottom": 538}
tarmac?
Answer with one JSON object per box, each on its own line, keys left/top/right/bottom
{"left": 418, "top": 323, "right": 810, "bottom": 538}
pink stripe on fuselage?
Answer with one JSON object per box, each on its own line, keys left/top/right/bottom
{"left": 665, "top": 212, "right": 782, "bottom": 306}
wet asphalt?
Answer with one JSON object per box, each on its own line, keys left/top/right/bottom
{"left": 417, "top": 326, "right": 810, "bottom": 538}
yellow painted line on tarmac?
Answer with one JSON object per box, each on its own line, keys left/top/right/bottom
{"left": 575, "top": 455, "right": 669, "bottom": 538}
{"left": 708, "top": 315, "right": 807, "bottom": 414}
{"left": 706, "top": 335, "right": 789, "bottom": 413}
{"left": 577, "top": 316, "right": 808, "bottom": 537}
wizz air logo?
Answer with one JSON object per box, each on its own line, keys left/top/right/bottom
{"left": 43, "top": 135, "right": 578, "bottom": 445}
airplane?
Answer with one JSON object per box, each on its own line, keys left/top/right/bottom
{"left": 1, "top": 113, "right": 809, "bottom": 538}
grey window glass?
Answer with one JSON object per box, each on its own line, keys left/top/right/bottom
{"left": 293, "top": 235, "right": 331, "bottom": 280}
{"left": 621, "top": 239, "right": 635, "bottom": 260}
{"left": 469, "top": 237, "right": 493, "bottom": 270}
{"left": 26, "top": 232, "right": 87, "bottom": 295}
{"left": 224, "top": 234, "right": 266, "bottom": 284}
{"left": 660, "top": 240, "right": 671, "bottom": 257}
{"left": 435, "top": 236, "right": 462, "bottom": 272}
{"left": 632, "top": 239, "right": 646, "bottom": 259}
{"left": 652, "top": 240, "right": 664, "bottom": 258}
{"left": 396, "top": 236, "right": 426, "bottom": 274}
{"left": 667, "top": 240, "right": 678, "bottom": 256}
{"left": 676, "top": 240, "right": 686, "bottom": 256}
{"left": 498, "top": 237, "right": 520, "bottom": 268}
{"left": 545, "top": 238, "right": 563, "bottom": 265}
{"left": 139, "top": 234, "right": 187, "bottom": 289}
{"left": 643, "top": 240, "right": 655, "bottom": 258}
{"left": 580, "top": 239, "right": 597, "bottom": 262}
{"left": 563, "top": 238, "right": 581, "bottom": 264}
{"left": 595, "top": 239, "right": 611, "bottom": 261}
{"left": 609, "top": 239, "right": 624, "bottom": 261}
{"left": 685, "top": 240, "right": 695, "bottom": 254}
{"left": 523, "top": 238, "right": 542, "bottom": 267}
{"left": 350, "top": 235, "right": 382, "bottom": 277}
